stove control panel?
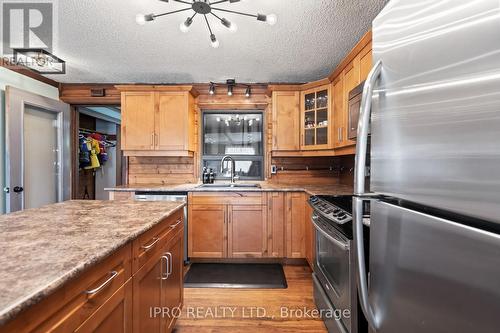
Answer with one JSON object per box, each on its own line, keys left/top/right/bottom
{"left": 309, "top": 196, "right": 352, "bottom": 225}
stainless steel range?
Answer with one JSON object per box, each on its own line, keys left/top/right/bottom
{"left": 309, "top": 195, "right": 369, "bottom": 333}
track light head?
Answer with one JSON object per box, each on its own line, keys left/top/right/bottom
{"left": 227, "top": 85, "right": 233, "bottom": 96}
{"left": 209, "top": 83, "right": 216, "bottom": 95}
{"left": 245, "top": 86, "right": 251, "bottom": 98}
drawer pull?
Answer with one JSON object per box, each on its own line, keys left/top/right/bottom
{"left": 170, "top": 219, "right": 182, "bottom": 229}
{"left": 141, "top": 237, "right": 160, "bottom": 251}
{"left": 84, "top": 271, "right": 118, "bottom": 295}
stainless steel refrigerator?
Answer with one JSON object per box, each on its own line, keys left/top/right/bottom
{"left": 353, "top": 0, "right": 500, "bottom": 332}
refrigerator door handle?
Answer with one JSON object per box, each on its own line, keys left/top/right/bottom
{"left": 353, "top": 60, "right": 382, "bottom": 331}
{"left": 354, "top": 197, "right": 379, "bottom": 330}
{"left": 354, "top": 60, "right": 382, "bottom": 196}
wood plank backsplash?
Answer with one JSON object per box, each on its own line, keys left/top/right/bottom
{"left": 128, "top": 156, "right": 197, "bottom": 185}
{"left": 269, "top": 156, "right": 354, "bottom": 186}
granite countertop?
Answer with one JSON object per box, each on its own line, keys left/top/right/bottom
{"left": 106, "top": 182, "right": 354, "bottom": 197}
{"left": 0, "top": 200, "right": 185, "bottom": 326}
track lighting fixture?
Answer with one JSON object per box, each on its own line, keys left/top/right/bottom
{"left": 209, "top": 80, "right": 251, "bottom": 98}
{"left": 136, "top": 0, "right": 277, "bottom": 48}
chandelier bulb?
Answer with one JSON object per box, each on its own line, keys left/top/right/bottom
{"left": 210, "top": 34, "right": 220, "bottom": 48}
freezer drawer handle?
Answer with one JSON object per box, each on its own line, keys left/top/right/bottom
{"left": 353, "top": 60, "right": 382, "bottom": 331}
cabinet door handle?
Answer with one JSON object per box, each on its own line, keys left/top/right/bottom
{"left": 84, "top": 271, "right": 118, "bottom": 295}
{"left": 170, "top": 219, "right": 182, "bottom": 229}
{"left": 165, "top": 252, "right": 173, "bottom": 276}
{"left": 141, "top": 237, "right": 160, "bottom": 251}
{"left": 161, "top": 255, "right": 169, "bottom": 280}
{"left": 151, "top": 132, "right": 154, "bottom": 148}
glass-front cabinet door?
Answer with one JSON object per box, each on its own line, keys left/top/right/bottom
{"left": 301, "top": 85, "right": 331, "bottom": 150}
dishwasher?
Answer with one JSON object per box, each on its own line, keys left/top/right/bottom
{"left": 134, "top": 192, "right": 189, "bottom": 264}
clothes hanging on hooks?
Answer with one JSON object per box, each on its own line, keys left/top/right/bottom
{"left": 78, "top": 129, "right": 116, "bottom": 170}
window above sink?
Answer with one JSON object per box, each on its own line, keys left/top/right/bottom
{"left": 202, "top": 112, "right": 264, "bottom": 181}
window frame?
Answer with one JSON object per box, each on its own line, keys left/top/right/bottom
{"left": 201, "top": 110, "right": 265, "bottom": 181}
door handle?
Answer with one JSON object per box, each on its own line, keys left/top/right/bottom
{"left": 165, "top": 252, "right": 173, "bottom": 276}
{"left": 161, "top": 255, "right": 169, "bottom": 280}
{"left": 353, "top": 60, "right": 382, "bottom": 332}
{"left": 13, "top": 186, "right": 23, "bottom": 193}
{"left": 354, "top": 60, "right": 382, "bottom": 196}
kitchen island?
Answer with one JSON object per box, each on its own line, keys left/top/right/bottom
{"left": 0, "top": 200, "right": 185, "bottom": 333}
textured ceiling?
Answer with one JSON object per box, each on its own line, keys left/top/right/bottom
{"left": 47, "top": 0, "right": 387, "bottom": 83}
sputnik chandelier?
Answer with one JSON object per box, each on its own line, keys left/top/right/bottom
{"left": 136, "top": 0, "right": 277, "bottom": 48}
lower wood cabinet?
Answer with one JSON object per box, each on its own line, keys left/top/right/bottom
{"left": 304, "top": 196, "right": 315, "bottom": 269}
{"left": 188, "top": 204, "right": 226, "bottom": 258}
{"left": 228, "top": 205, "right": 267, "bottom": 258}
{"left": 188, "top": 192, "right": 307, "bottom": 260}
{"left": 75, "top": 281, "right": 133, "bottom": 333}
{"left": 286, "top": 192, "right": 307, "bottom": 259}
{"left": 0, "top": 211, "right": 185, "bottom": 333}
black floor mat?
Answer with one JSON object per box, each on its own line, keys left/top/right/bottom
{"left": 184, "top": 263, "right": 287, "bottom": 289}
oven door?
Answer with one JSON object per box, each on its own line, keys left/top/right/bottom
{"left": 313, "top": 213, "right": 352, "bottom": 332}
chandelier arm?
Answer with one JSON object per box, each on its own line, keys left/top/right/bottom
{"left": 210, "top": 12, "right": 223, "bottom": 21}
{"left": 211, "top": 7, "right": 258, "bottom": 18}
{"left": 154, "top": 7, "right": 192, "bottom": 19}
{"left": 203, "top": 14, "right": 214, "bottom": 36}
{"left": 172, "top": 0, "right": 194, "bottom": 5}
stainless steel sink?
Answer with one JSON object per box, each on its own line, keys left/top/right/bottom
{"left": 197, "top": 183, "right": 261, "bottom": 189}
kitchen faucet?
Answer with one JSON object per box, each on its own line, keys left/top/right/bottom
{"left": 220, "top": 155, "right": 237, "bottom": 184}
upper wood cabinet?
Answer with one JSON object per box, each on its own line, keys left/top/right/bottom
{"left": 118, "top": 86, "right": 197, "bottom": 156}
{"left": 301, "top": 85, "right": 332, "bottom": 150}
{"left": 332, "top": 41, "right": 373, "bottom": 148}
{"left": 272, "top": 91, "right": 300, "bottom": 151}
{"left": 121, "top": 92, "right": 156, "bottom": 151}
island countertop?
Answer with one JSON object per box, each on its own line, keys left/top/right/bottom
{"left": 0, "top": 200, "right": 185, "bottom": 326}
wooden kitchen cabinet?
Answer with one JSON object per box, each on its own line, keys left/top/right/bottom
{"left": 75, "top": 281, "right": 133, "bottom": 333}
{"left": 132, "top": 217, "right": 184, "bottom": 333}
{"left": 359, "top": 44, "right": 373, "bottom": 82}
{"left": 121, "top": 91, "right": 156, "bottom": 151}
{"left": 228, "top": 205, "right": 267, "bottom": 258}
{"left": 161, "top": 231, "right": 184, "bottom": 332}
{"left": 267, "top": 192, "right": 286, "bottom": 258}
{"left": 188, "top": 192, "right": 268, "bottom": 259}
{"left": 272, "top": 91, "right": 301, "bottom": 151}
{"left": 304, "top": 196, "right": 315, "bottom": 270}
{"left": 118, "top": 85, "right": 197, "bottom": 156}
{"left": 286, "top": 192, "right": 306, "bottom": 258}
{"left": 301, "top": 85, "right": 332, "bottom": 150}
{"left": 188, "top": 204, "right": 227, "bottom": 258}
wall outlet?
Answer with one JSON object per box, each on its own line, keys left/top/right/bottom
{"left": 271, "top": 165, "right": 277, "bottom": 174}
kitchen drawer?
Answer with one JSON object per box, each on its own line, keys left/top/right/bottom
{"left": 189, "top": 192, "right": 265, "bottom": 206}
{"left": 132, "top": 209, "right": 184, "bottom": 272}
{"left": 0, "top": 244, "right": 132, "bottom": 333}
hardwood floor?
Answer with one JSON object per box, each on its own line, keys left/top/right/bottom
{"left": 174, "top": 265, "right": 327, "bottom": 332}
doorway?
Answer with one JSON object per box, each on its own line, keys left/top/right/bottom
{"left": 74, "top": 106, "right": 122, "bottom": 200}
{"left": 5, "top": 86, "right": 71, "bottom": 213}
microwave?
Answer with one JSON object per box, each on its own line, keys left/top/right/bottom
{"left": 348, "top": 81, "right": 365, "bottom": 140}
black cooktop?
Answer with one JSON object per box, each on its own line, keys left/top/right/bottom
{"left": 316, "top": 195, "right": 354, "bottom": 213}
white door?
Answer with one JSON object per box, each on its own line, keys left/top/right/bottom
{"left": 5, "top": 86, "right": 71, "bottom": 212}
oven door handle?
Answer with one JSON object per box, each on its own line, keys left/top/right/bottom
{"left": 312, "top": 216, "right": 349, "bottom": 251}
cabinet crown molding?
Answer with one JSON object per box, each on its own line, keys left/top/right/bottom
{"left": 115, "top": 85, "right": 199, "bottom": 97}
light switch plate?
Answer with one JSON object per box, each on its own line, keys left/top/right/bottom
{"left": 271, "top": 165, "right": 277, "bottom": 174}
